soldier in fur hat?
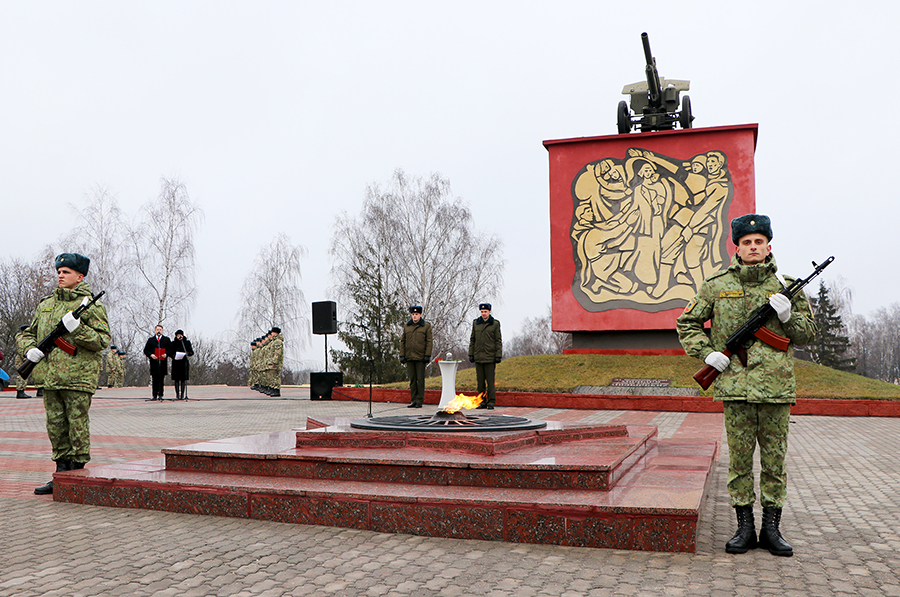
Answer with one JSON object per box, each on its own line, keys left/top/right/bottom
{"left": 677, "top": 215, "right": 817, "bottom": 557}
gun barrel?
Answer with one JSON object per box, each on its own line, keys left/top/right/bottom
{"left": 641, "top": 32, "right": 653, "bottom": 66}
{"left": 641, "top": 32, "right": 661, "bottom": 106}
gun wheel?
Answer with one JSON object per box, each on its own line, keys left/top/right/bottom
{"left": 617, "top": 101, "right": 631, "bottom": 134}
{"left": 679, "top": 95, "right": 693, "bottom": 129}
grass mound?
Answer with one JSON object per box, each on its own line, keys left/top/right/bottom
{"left": 381, "top": 354, "right": 900, "bottom": 400}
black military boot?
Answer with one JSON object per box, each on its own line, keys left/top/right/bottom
{"left": 16, "top": 389, "right": 31, "bottom": 399}
{"left": 725, "top": 505, "right": 757, "bottom": 553}
{"left": 759, "top": 507, "right": 793, "bottom": 556}
{"left": 34, "top": 460, "right": 71, "bottom": 495}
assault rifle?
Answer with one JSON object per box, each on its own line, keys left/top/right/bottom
{"left": 17, "top": 291, "right": 106, "bottom": 380}
{"left": 693, "top": 258, "right": 834, "bottom": 390}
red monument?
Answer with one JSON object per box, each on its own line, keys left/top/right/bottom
{"left": 545, "top": 124, "right": 758, "bottom": 354}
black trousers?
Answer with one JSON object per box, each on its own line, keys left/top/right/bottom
{"left": 151, "top": 372, "right": 166, "bottom": 398}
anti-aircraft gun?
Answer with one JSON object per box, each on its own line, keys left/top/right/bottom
{"left": 617, "top": 32, "right": 694, "bottom": 134}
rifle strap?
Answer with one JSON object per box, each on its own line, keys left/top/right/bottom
{"left": 775, "top": 272, "right": 788, "bottom": 290}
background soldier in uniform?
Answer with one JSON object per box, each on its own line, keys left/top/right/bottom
{"left": 22, "top": 253, "right": 110, "bottom": 495}
{"left": 468, "top": 302, "right": 502, "bottom": 409}
{"left": 676, "top": 214, "right": 817, "bottom": 557}
{"left": 264, "top": 327, "right": 283, "bottom": 397}
{"left": 400, "top": 306, "right": 432, "bottom": 408}
{"left": 108, "top": 349, "right": 126, "bottom": 388}
{"left": 14, "top": 325, "right": 33, "bottom": 398}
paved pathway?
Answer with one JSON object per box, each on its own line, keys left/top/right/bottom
{"left": 2, "top": 387, "right": 900, "bottom": 596}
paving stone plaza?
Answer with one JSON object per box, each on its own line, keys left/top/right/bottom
{"left": 3, "top": 386, "right": 900, "bottom": 596}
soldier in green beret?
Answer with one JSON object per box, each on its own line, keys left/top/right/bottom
{"left": 400, "top": 306, "right": 432, "bottom": 408}
{"left": 22, "top": 253, "right": 110, "bottom": 495}
{"left": 677, "top": 214, "right": 817, "bottom": 557}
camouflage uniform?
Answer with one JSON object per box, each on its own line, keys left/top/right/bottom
{"left": 265, "top": 333, "right": 284, "bottom": 393}
{"left": 22, "top": 280, "right": 110, "bottom": 465}
{"left": 107, "top": 352, "right": 125, "bottom": 388}
{"left": 677, "top": 254, "right": 817, "bottom": 507}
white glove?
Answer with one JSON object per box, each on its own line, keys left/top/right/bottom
{"left": 705, "top": 351, "right": 730, "bottom": 373}
{"left": 769, "top": 293, "right": 792, "bottom": 323}
{"left": 62, "top": 311, "right": 81, "bottom": 332}
{"left": 26, "top": 347, "right": 45, "bottom": 363}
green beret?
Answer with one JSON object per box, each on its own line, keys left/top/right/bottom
{"left": 731, "top": 214, "right": 772, "bottom": 244}
{"left": 55, "top": 253, "right": 90, "bottom": 275}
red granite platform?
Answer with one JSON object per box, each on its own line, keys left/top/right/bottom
{"left": 332, "top": 387, "right": 900, "bottom": 416}
{"left": 52, "top": 416, "right": 718, "bottom": 552}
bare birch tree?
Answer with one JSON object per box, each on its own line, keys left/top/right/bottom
{"left": 505, "top": 307, "right": 572, "bottom": 357}
{"left": 331, "top": 169, "right": 505, "bottom": 362}
{"left": 127, "top": 177, "right": 203, "bottom": 331}
{"left": 236, "top": 233, "right": 310, "bottom": 367}
{"left": 61, "top": 185, "right": 137, "bottom": 346}
{"left": 0, "top": 252, "right": 57, "bottom": 374}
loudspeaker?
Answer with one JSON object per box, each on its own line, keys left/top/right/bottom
{"left": 312, "top": 301, "right": 337, "bottom": 335}
{"left": 310, "top": 372, "right": 343, "bottom": 400}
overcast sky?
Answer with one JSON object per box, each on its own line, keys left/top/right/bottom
{"left": 2, "top": 2, "right": 897, "bottom": 366}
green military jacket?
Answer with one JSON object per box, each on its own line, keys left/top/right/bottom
{"left": 676, "top": 254, "right": 817, "bottom": 404}
{"left": 401, "top": 319, "right": 433, "bottom": 361}
{"left": 22, "top": 281, "right": 111, "bottom": 393}
{"left": 469, "top": 316, "right": 502, "bottom": 363}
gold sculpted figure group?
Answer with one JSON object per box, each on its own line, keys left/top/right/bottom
{"left": 571, "top": 148, "right": 733, "bottom": 312}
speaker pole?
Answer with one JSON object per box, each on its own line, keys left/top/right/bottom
{"left": 366, "top": 330, "right": 374, "bottom": 418}
{"left": 324, "top": 334, "right": 328, "bottom": 373}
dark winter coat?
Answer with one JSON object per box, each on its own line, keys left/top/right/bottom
{"left": 169, "top": 336, "right": 194, "bottom": 381}
{"left": 400, "top": 319, "right": 433, "bottom": 362}
{"left": 469, "top": 316, "right": 502, "bottom": 363}
{"left": 144, "top": 333, "right": 172, "bottom": 376}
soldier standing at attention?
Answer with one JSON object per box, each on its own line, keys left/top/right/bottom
{"left": 14, "top": 324, "right": 33, "bottom": 398}
{"left": 22, "top": 253, "right": 110, "bottom": 495}
{"left": 469, "top": 302, "right": 502, "bottom": 410}
{"left": 676, "top": 215, "right": 817, "bottom": 557}
{"left": 248, "top": 339, "right": 259, "bottom": 391}
{"left": 105, "top": 345, "right": 117, "bottom": 388}
{"left": 267, "top": 327, "right": 284, "bottom": 397}
{"left": 400, "top": 306, "right": 433, "bottom": 408}
{"left": 110, "top": 349, "right": 126, "bottom": 388}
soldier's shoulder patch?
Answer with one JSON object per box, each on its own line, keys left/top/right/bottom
{"left": 719, "top": 290, "right": 744, "bottom": 298}
{"left": 684, "top": 299, "right": 697, "bottom": 314}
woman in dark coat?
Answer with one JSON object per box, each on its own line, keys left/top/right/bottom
{"left": 169, "top": 329, "right": 194, "bottom": 400}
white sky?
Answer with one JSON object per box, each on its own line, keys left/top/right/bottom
{"left": 2, "top": 1, "right": 897, "bottom": 365}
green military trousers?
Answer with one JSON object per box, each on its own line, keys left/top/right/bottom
{"left": 723, "top": 401, "right": 791, "bottom": 508}
{"left": 475, "top": 362, "right": 496, "bottom": 407}
{"left": 43, "top": 389, "right": 93, "bottom": 464}
{"left": 406, "top": 360, "right": 426, "bottom": 406}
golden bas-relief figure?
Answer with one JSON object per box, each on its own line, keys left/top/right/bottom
{"left": 571, "top": 148, "right": 733, "bottom": 312}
